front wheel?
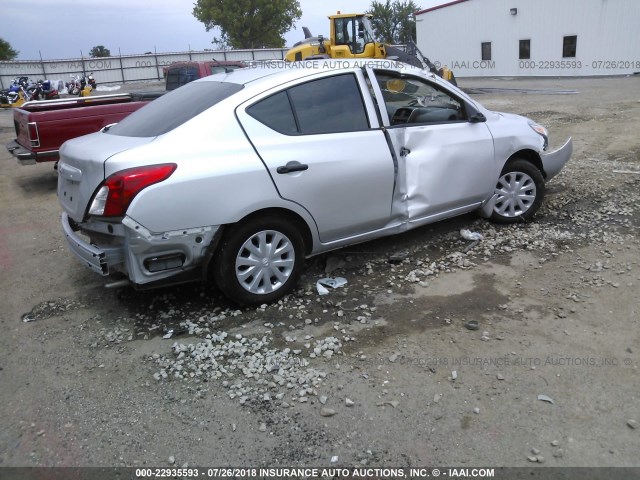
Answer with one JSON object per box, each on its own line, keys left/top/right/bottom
{"left": 212, "top": 216, "right": 305, "bottom": 305}
{"left": 490, "top": 159, "right": 545, "bottom": 223}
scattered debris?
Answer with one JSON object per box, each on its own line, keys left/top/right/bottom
{"left": 464, "top": 320, "right": 479, "bottom": 331}
{"left": 460, "top": 229, "right": 484, "bottom": 241}
{"left": 376, "top": 400, "right": 400, "bottom": 408}
{"left": 538, "top": 394, "right": 555, "bottom": 404}
{"left": 388, "top": 251, "right": 408, "bottom": 264}
{"left": 316, "top": 277, "right": 348, "bottom": 295}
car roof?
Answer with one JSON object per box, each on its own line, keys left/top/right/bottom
{"left": 199, "top": 59, "right": 428, "bottom": 87}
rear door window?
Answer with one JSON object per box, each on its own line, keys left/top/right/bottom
{"left": 246, "top": 73, "right": 370, "bottom": 135}
{"left": 289, "top": 74, "right": 369, "bottom": 134}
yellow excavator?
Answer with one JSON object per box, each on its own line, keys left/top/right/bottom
{"left": 285, "top": 12, "right": 456, "bottom": 85}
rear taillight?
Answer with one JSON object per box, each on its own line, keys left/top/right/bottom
{"left": 27, "top": 122, "right": 40, "bottom": 147}
{"left": 88, "top": 164, "right": 177, "bottom": 217}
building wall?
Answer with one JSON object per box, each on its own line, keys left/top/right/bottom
{"left": 0, "top": 48, "right": 288, "bottom": 90}
{"left": 416, "top": 0, "right": 640, "bottom": 76}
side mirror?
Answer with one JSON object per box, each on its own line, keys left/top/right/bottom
{"left": 469, "top": 112, "right": 486, "bottom": 123}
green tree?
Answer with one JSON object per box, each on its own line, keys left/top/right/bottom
{"left": 193, "top": 0, "right": 302, "bottom": 49}
{"left": 89, "top": 45, "right": 111, "bottom": 58}
{"left": 367, "top": 0, "right": 420, "bottom": 45}
{"left": 0, "top": 38, "right": 19, "bottom": 60}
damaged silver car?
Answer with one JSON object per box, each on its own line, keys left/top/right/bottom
{"left": 58, "top": 59, "right": 572, "bottom": 305}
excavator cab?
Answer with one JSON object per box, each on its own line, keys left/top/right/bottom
{"left": 330, "top": 14, "right": 385, "bottom": 58}
{"left": 285, "top": 13, "right": 386, "bottom": 62}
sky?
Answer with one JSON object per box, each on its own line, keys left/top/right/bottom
{"left": 3, "top": 0, "right": 384, "bottom": 61}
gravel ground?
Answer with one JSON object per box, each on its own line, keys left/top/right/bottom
{"left": 0, "top": 75, "right": 638, "bottom": 469}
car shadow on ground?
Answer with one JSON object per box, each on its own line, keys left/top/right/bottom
{"left": 15, "top": 167, "right": 58, "bottom": 194}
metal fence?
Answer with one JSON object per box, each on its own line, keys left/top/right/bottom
{"left": 0, "top": 48, "right": 289, "bottom": 90}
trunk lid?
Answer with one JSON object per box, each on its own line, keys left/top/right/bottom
{"left": 57, "top": 131, "right": 155, "bottom": 222}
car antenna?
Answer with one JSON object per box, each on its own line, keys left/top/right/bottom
{"left": 212, "top": 58, "right": 234, "bottom": 74}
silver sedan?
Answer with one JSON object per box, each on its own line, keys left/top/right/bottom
{"left": 58, "top": 59, "right": 572, "bottom": 305}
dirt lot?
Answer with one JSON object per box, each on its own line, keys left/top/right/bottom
{"left": 0, "top": 76, "right": 638, "bottom": 471}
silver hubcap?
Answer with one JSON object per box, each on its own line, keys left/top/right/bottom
{"left": 235, "top": 230, "right": 295, "bottom": 294}
{"left": 494, "top": 171, "right": 537, "bottom": 218}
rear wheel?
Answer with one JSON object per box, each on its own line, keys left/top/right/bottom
{"left": 213, "top": 216, "right": 305, "bottom": 305}
{"left": 490, "top": 159, "right": 545, "bottom": 223}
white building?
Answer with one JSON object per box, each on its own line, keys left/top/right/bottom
{"left": 415, "top": 0, "right": 640, "bottom": 77}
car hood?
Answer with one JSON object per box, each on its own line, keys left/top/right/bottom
{"left": 58, "top": 132, "right": 156, "bottom": 221}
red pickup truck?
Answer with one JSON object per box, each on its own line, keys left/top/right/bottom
{"left": 6, "top": 92, "right": 162, "bottom": 165}
{"left": 6, "top": 60, "right": 246, "bottom": 166}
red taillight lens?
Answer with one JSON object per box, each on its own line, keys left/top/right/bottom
{"left": 89, "top": 164, "right": 177, "bottom": 217}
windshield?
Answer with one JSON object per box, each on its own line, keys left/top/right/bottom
{"left": 106, "top": 81, "right": 243, "bottom": 138}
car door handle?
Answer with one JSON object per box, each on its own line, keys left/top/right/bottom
{"left": 277, "top": 161, "right": 309, "bottom": 174}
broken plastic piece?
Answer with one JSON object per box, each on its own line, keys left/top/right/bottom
{"left": 388, "top": 251, "right": 409, "bottom": 263}
{"left": 316, "top": 277, "right": 348, "bottom": 295}
{"left": 461, "top": 229, "right": 484, "bottom": 241}
{"left": 538, "top": 394, "right": 555, "bottom": 404}
{"left": 163, "top": 329, "right": 174, "bottom": 339}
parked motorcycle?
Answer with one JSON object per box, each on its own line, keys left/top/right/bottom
{"left": 86, "top": 72, "right": 97, "bottom": 89}
{"left": 66, "top": 72, "right": 96, "bottom": 96}
{"left": 29, "top": 80, "right": 60, "bottom": 101}
{"left": 0, "top": 77, "right": 31, "bottom": 107}
{"left": 65, "top": 74, "right": 82, "bottom": 95}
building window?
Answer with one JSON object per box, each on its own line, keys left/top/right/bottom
{"left": 481, "top": 42, "right": 492, "bottom": 61}
{"left": 563, "top": 35, "right": 577, "bottom": 58}
{"left": 519, "top": 39, "right": 531, "bottom": 59}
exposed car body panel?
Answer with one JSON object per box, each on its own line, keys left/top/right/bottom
{"left": 541, "top": 138, "right": 573, "bottom": 180}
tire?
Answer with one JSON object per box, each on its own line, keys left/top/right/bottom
{"left": 490, "top": 158, "right": 545, "bottom": 224}
{"left": 212, "top": 216, "right": 305, "bottom": 305}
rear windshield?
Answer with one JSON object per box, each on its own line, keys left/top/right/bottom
{"left": 106, "top": 81, "right": 243, "bottom": 138}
